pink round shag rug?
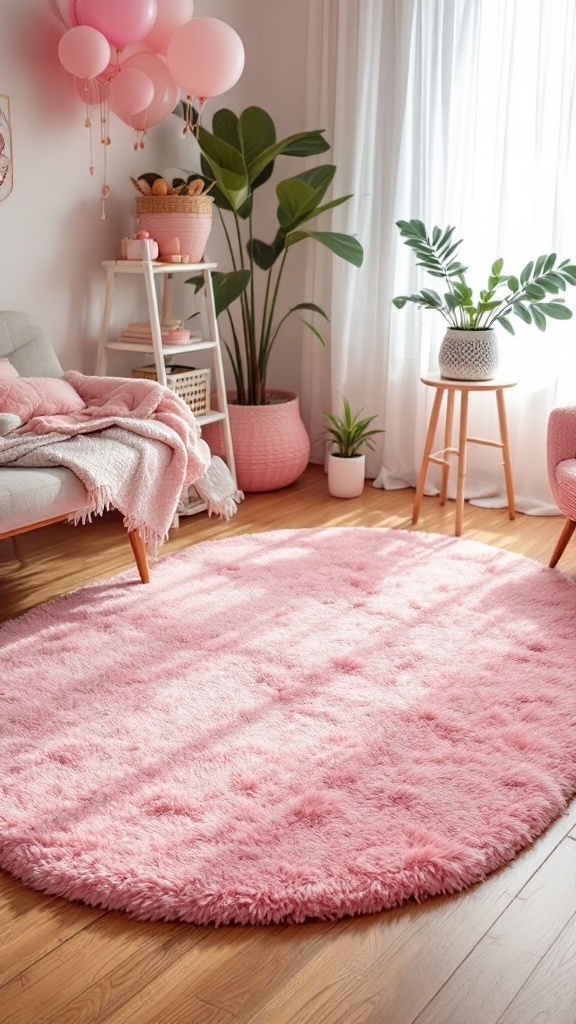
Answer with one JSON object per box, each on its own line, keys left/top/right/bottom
{"left": 1, "top": 527, "right": 576, "bottom": 926}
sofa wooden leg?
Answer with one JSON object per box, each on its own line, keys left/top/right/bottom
{"left": 128, "top": 530, "right": 151, "bottom": 583}
{"left": 549, "top": 518, "right": 576, "bottom": 568}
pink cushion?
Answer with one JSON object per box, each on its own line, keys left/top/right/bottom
{"left": 0, "top": 377, "right": 86, "bottom": 423}
{"left": 0, "top": 358, "right": 19, "bottom": 378}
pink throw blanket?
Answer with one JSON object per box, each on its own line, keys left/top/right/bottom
{"left": 0, "top": 373, "right": 212, "bottom": 554}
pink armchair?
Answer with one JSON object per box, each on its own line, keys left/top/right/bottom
{"left": 547, "top": 406, "right": 576, "bottom": 567}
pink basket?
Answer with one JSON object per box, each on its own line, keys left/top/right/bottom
{"left": 202, "top": 390, "right": 311, "bottom": 492}
{"left": 135, "top": 211, "right": 213, "bottom": 262}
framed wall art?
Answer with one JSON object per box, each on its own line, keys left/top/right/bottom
{"left": 0, "top": 94, "right": 13, "bottom": 201}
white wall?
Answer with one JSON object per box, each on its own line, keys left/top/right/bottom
{"left": 0, "top": 0, "right": 310, "bottom": 393}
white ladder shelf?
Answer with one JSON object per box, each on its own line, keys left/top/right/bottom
{"left": 95, "top": 257, "right": 236, "bottom": 521}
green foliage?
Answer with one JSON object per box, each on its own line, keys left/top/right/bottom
{"left": 392, "top": 219, "right": 576, "bottom": 334}
{"left": 323, "top": 397, "right": 384, "bottom": 458}
{"left": 177, "top": 104, "right": 364, "bottom": 405}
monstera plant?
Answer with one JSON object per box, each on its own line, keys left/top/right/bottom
{"left": 178, "top": 104, "right": 364, "bottom": 406}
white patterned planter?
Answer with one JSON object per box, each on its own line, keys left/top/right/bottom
{"left": 438, "top": 328, "right": 498, "bottom": 381}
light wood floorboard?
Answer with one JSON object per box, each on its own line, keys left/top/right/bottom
{"left": 1, "top": 465, "right": 575, "bottom": 1024}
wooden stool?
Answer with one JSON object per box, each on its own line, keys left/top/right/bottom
{"left": 413, "top": 373, "right": 518, "bottom": 536}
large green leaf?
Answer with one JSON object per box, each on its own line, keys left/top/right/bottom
{"left": 212, "top": 270, "right": 251, "bottom": 317}
{"left": 186, "top": 269, "right": 250, "bottom": 317}
{"left": 293, "top": 165, "right": 336, "bottom": 194}
{"left": 197, "top": 126, "right": 247, "bottom": 176}
{"left": 276, "top": 179, "right": 321, "bottom": 230}
{"left": 305, "top": 195, "right": 353, "bottom": 219}
{"left": 211, "top": 108, "right": 242, "bottom": 150}
{"left": 285, "top": 230, "right": 364, "bottom": 267}
{"left": 196, "top": 127, "right": 249, "bottom": 209}
{"left": 238, "top": 107, "right": 277, "bottom": 169}
{"left": 248, "top": 232, "right": 286, "bottom": 270}
{"left": 201, "top": 161, "right": 249, "bottom": 210}
{"left": 247, "top": 132, "right": 335, "bottom": 185}
{"left": 281, "top": 132, "right": 330, "bottom": 157}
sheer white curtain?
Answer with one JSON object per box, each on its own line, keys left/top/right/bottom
{"left": 303, "top": 0, "right": 576, "bottom": 514}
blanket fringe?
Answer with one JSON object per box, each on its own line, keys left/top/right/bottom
{"left": 66, "top": 458, "right": 242, "bottom": 555}
{"left": 67, "top": 485, "right": 115, "bottom": 526}
{"left": 67, "top": 486, "right": 165, "bottom": 556}
{"left": 180, "top": 457, "right": 244, "bottom": 522}
{"left": 122, "top": 514, "right": 165, "bottom": 557}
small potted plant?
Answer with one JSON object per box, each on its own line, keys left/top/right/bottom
{"left": 323, "top": 397, "right": 383, "bottom": 498}
{"left": 392, "top": 219, "right": 576, "bottom": 380}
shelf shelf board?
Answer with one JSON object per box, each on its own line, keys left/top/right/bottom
{"left": 105, "top": 340, "right": 217, "bottom": 355}
{"left": 102, "top": 260, "right": 217, "bottom": 275}
{"left": 198, "top": 411, "right": 226, "bottom": 426}
{"left": 174, "top": 500, "right": 208, "bottom": 520}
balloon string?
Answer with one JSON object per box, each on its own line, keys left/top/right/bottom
{"left": 181, "top": 96, "right": 197, "bottom": 138}
{"left": 81, "top": 80, "right": 94, "bottom": 176}
{"left": 194, "top": 98, "right": 206, "bottom": 136}
{"left": 128, "top": 108, "right": 148, "bottom": 151}
{"left": 100, "top": 92, "right": 110, "bottom": 220}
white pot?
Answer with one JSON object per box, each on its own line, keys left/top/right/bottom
{"left": 438, "top": 327, "right": 498, "bottom": 381}
{"left": 328, "top": 452, "right": 366, "bottom": 498}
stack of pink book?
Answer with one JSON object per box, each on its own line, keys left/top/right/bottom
{"left": 118, "top": 323, "right": 196, "bottom": 346}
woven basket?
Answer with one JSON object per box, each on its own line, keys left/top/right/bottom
{"left": 135, "top": 195, "right": 214, "bottom": 216}
{"left": 135, "top": 194, "right": 214, "bottom": 262}
{"left": 201, "top": 389, "right": 310, "bottom": 492}
{"left": 133, "top": 365, "right": 210, "bottom": 418}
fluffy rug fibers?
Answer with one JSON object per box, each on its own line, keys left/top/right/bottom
{"left": 1, "top": 527, "right": 576, "bottom": 926}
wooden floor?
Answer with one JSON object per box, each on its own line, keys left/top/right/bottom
{"left": 1, "top": 464, "right": 575, "bottom": 1024}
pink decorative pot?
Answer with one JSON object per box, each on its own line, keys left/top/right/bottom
{"left": 135, "top": 195, "right": 213, "bottom": 263}
{"left": 203, "top": 390, "right": 311, "bottom": 493}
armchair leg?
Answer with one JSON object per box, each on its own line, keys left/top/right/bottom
{"left": 549, "top": 518, "right": 576, "bottom": 568}
{"left": 128, "top": 530, "right": 151, "bottom": 583}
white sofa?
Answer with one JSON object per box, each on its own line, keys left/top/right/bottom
{"left": 0, "top": 310, "right": 150, "bottom": 582}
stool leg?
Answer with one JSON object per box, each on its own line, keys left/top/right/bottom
{"left": 455, "top": 389, "right": 469, "bottom": 537}
{"left": 413, "top": 388, "right": 445, "bottom": 524}
{"left": 440, "top": 389, "right": 455, "bottom": 506}
{"left": 496, "top": 388, "right": 516, "bottom": 520}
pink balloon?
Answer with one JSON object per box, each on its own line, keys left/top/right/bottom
{"left": 48, "top": 0, "right": 73, "bottom": 28}
{"left": 143, "top": 0, "right": 194, "bottom": 54}
{"left": 58, "top": 25, "right": 111, "bottom": 79}
{"left": 109, "top": 68, "right": 155, "bottom": 114}
{"left": 166, "top": 17, "right": 244, "bottom": 98}
{"left": 109, "top": 52, "right": 180, "bottom": 129}
{"left": 75, "top": 0, "right": 158, "bottom": 50}
{"left": 74, "top": 75, "right": 107, "bottom": 106}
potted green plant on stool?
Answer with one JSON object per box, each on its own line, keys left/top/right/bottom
{"left": 178, "top": 104, "right": 364, "bottom": 492}
{"left": 323, "top": 397, "right": 383, "bottom": 498}
{"left": 393, "top": 219, "right": 576, "bottom": 380}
